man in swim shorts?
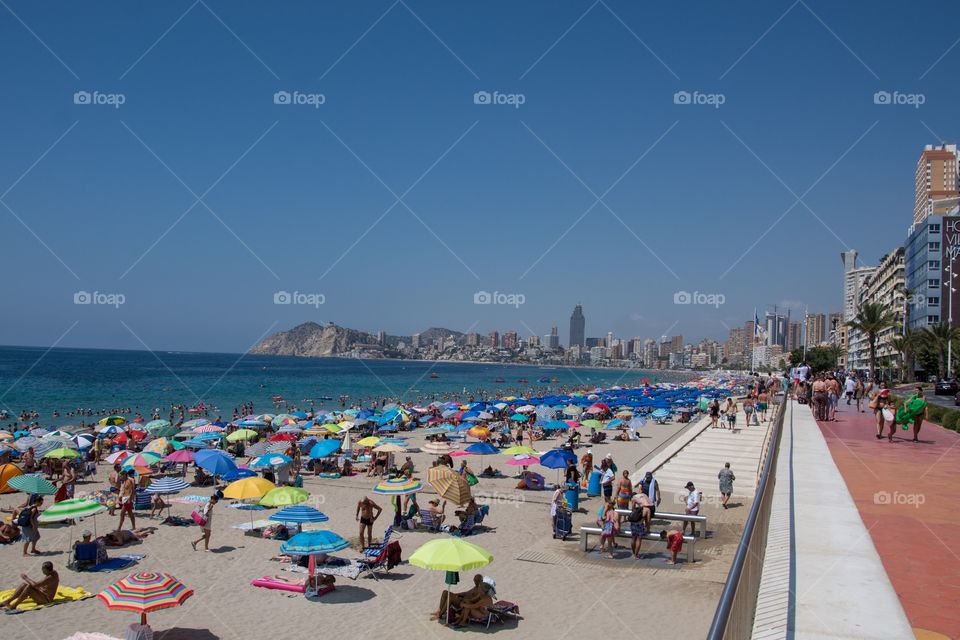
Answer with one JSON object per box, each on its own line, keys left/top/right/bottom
{"left": 356, "top": 496, "right": 382, "bottom": 549}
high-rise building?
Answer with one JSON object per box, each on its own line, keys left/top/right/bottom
{"left": 913, "top": 143, "right": 959, "bottom": 225}
{"left": 806, "top": 313, "right": 826, "bottom": 347}
{"left": 569, "top": 304, "right": 585, "bottom": 347}
{"left": 585, "top": 337, "right": 603, "bottom": 349}
{"left": 411, "top": 333, "right": 421, "bottom": 348}
{"left": 376, "top": 330, "right": 386, "bottom": 346}
{"left": 605, "top": 331, "right": 614, "bottom": 348}
{"left": 487, "top": 331, "right": 499, "bottom": 348}
{"left": 465, "top": 332, "right": 479, "bottom": 347}
{"left": 828, "top": 313, "right": 843, "bottom": 342}
{"left": 906, "top": 209, "right": 960, "bottom": 331}
{"left": 502, "top": 331, "right": 518, "bottom": 350}
{"left": 787, "top": 320, "right": 802, "bottom": 352}
{"left": 849, "top": 247, "right": 906, "bottom": 372}
{"left": 670, "top": 335, "right": 683, "bottom": 354}
{"left": 527, "top": 334, "right": 540, "bottom": 348}
{"left": 842, "top": 250, "right": 876, "bottom": 323}
{"left": 548, "top": 326, "right": 560, "bottom": 350}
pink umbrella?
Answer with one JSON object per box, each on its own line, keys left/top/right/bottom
{"left": 450, "top": 451, "right": 470, "bottom": 457}
{"left": 564, "top": 420, "right": 581, "bottom": 428}
{"left": 165, "top": 450, "right": 195, "bottom": 463}
{"left": 584, "top": 407, "right": 604, "bottom": 414}
{"left": 194, "top": 425, "right": 224, "bottom": 433}
{"left": 506, "top": 455, "right": 539, "bottom": 466}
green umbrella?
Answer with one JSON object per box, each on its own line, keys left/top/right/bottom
{"left": 258, "top": 487, "right": 309, "bottom": 507}
{"left": 7, "top": 475, "right": 57, "bottom": 495}
{"left": 43, "top": 447, "right": 81, "bottom": 459}
{"left": 38, "top": 498, "right": 106, "bottom": 523}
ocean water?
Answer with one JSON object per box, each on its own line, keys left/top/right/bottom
{"left": 0, "top": 346, "right": 694, "bottom": 424}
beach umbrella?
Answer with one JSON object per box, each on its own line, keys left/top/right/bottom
{"left": 279, "top": 530, "right": 350, "bottom": 591}
{"left": 43, "top": 429, "right": 74, "bottom": 439}
{"left": 373, "top": 443, "right": 407, "bottom": 454}
{"left": 244, "top": 441, "right": 271, "bottom": 458}
{"left": 580, "top": 419, "right": 604, "bottom": 430}
{"left": 105, "top": 450, "right": 132, "bottom": 465}
{"left": 98, "top": 416, "right": 127, "bottom": 427}
{"left": 505, "top": 454, "right": 539, "bottom": 466}
{"left": 269, "top": 505, "right": 328, "bottom": 525}
{"left": 13, "top": 436, "right": 42, "bottom": 451}
{"left": 97, "top": 572, "right": 193, "bottom": 626}
{"left": 249, "top": 453, "right": 292, "bottom": 469}
{"left": 427, "top": 466, "right": 472, "bottom": 506}
{"left": 501, "top": 445, "right": 539, "bottom": 456}
{"left": 194, "top": 424, "right": 224, "bottom": 434}
{"left": 372, "top": 477, "right": 423, "bottom": 495}
{"left": 30, "top": 428, "right": 49, "bottom": 437}
{"left": 223, "top": 477, "right": 275, "bottom": 500}
{"left": 259, "top": 486, "right": 309, "bottom": 508}
{"left": 7, "top": 473, "right": 57, "bottom": 496}
{"left": 409, "top": 538, "right": 493, "bottom": 624}
{"left": 562, "top": 405, "right": 582, "bottom": 416}
{"left": 43, "top": 447, "right": 80, "bottom": 459}
{"left": 342, "top": 431, "right": 352, "bottom": 454}
{"left": 180, "top": 418, "right": 210, "bottom": 430}
{"left": 357, "top": 436, "right": 381, "bottom": 447}
{"left": 0, "top": 431, "right": 13, "bottom": 441}
{"left": 146, "top": 477, "right": 190, "bottom": 495}
{"left": 421, "top": 442, "right": 454, "bottom": 455}
{"left": 628, "top": 417, "right": 647, "bottom": 429}
{"left": 121, "top": 452, "right": 162, "bottom": 470}
{"left": 0, "top": 464, "right": 24, "bottom": 493}
{"left": 72, "top": 433, "right": 96, "bottom": 448}
{"left": 193, "top": 450, "right": 237, "bottom": 476}
{"left": 113, "top": 430, "right": 147, "bottom": 446}
{"left": 221, "top": 468, "right": 257, "bottom": 481}
{"left": 464, "top": 443, "right": 499, "bottom": 455}
{"left": 541, "top": 420, "right": 569, "bottom": 431}
{"left": 467, "top": 426, "right": 490, "bottom": 440}
{"left": 38, "top": 497, "right": 106, "bottom": 523}
{"left": 539, "top": 449, "right": 576, "bottom": 470}
{"left": 143, "top": 438, "right": 171, "bottom": 455}
{"left": 44, "top": 436, "right": 78, "bottom": 450}
{"left": 308, "top": 440, "right": 341, "bottom": 459}
{"left": 164, "top": 449, "right": 195, "bottom": 463}
{"left": 144, "top": 419, "right": 171, "bottom": 432}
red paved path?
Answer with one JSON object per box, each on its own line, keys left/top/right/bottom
{"left": 817, "top": 400, "right": 960, "bottom": 639}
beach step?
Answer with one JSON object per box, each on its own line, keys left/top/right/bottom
{"left": 651, "top": 410, "right": 772, "bottom": 498}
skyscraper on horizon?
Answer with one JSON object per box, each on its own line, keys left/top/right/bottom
{"left": 913, "top": 143, "right": 959, "bottom": 225}
{"left": 569, "top": 304, "right": 585, "bottom": 347}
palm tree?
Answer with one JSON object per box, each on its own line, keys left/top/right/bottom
{"left": 919, "top": 322, "right": 960, "bottom": 379}
{"left": 891, "top": 328, "right": 919, "bottom": 382}
{"left": 847, "top": 302, "right": 897, "bottom": 381}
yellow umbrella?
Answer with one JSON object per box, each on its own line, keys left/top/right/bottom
{"left": 501, "top": 445, "right": 538, "bottom": 456}
{"left": 409, "top": 538, "right": 493, "bottom": 624}
{"left": 357, "top": 437, "right": 381, "bottom": 447}
{"left": 222, "top": 477, "right": 275, "bottom": 500}
{"left": 226, "top": 429, "right": 258, "bottom": 442}
{"left": 427, "top": 466, "right": 472, "bottom": 506}
{"left": 143, "top": 438, "right": 170, "bottom": 455}
{"left": 259, "top": 487, "right": 309, "bottom": 507}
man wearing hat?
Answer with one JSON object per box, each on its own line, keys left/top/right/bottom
{"left": 683, "top": 481, "right": 701, "bottom": 537}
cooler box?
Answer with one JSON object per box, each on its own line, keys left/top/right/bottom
{"left": 587, "top": 471, "right": 601, "bottom": 497}
{"left": 564, "top": 482, "right": 580, "bottom": 511}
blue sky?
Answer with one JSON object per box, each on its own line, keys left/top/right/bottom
{"left": 1, "top": 1, "right": 958, "bottom": 352}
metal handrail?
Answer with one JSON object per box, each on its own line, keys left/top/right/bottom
{"left": 706, "top": 395, "right": 787, "bottom": 640}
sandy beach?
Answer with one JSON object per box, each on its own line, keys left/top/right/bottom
{"left": 0, "top": 415, "right": 752, "bottom": 640}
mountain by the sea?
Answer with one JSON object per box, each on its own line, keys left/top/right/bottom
{"left": 249, "top": 322, "right": 463, "bottom": 357}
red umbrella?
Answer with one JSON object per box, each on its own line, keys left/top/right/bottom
{"left": 269, "top": 433, "right": 296, "bottom": 442}
{"left": 113, "top": 430, "right": 146, "bottom": 445}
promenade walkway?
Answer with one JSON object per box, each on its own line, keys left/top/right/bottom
{"left": 818, "top": 397, "right": 960, "bottom": 639}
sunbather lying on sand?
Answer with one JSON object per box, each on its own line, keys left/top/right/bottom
{"left": 98, "top": 528, "right": 154, "bottom": 547}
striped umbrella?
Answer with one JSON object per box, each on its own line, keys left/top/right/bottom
{"left": 43, "top": 429, "right": 74, "bottom": 439}
{"left": 98, "top": 425, "right": 125, "bottom": 436}
{"left": 194, "top": 424, "right": 224, "bottom": 433}
{"left": 180, "top": 418, "right": 209, "bottom": 430}
{"left": 38, "top": 498, "right": 106, "bottom": 523}
{"left": 268, "top": 505, "right": 329, "bottom": 525}
{"left": 97, "top": 572, "right": 193, "bottom": 625}
{"left": 98, "top": 416, "right": 127, "bottom": 426}
{"left": 13, "top": 436, "right": 42, "bottom": 451}
{"left": 7, "top": 474, "right": 57, "bottom": 495}
{"left": 422, "top": 442, "right": 455, "bottom": 455}
{"left": 146, "top": 477, "right": 190, "bottom": 495}
{"left": 72, "top": 433, "right": 96, "bottom": 448}
{"left": 121, "top": 452, "right": 162, "bottom": 470}
{"left": 105, "top": 450, "right": 132, "bottom": 465}
{"left": 427, "top": 466, "right": 472, "bottom": 506}
{"left": 372, "top": 477, "right": 423, "bottom": 495}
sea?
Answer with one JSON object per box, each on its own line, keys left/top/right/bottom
{"left": 0, "top": 346, "right": 695, "bottom": 425}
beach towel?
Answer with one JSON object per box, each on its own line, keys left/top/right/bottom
{"left": 283, "top": 562, "right": 362, "bottom": 580}
{"left": 0, "top": 585, "right": 93, "bottom": 613}
{"left": 87, "top": 554, "right": 145, "bottom": 572}
{"left": 251, "top": 576, "right": 305, "bottom": 593}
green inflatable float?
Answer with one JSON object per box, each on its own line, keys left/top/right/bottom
{"left": 895, "top": 393, "right": 927, "bottom": 430}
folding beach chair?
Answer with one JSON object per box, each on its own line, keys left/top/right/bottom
{"left": 69, "top": 542, "right": 100, "bottom": 571}
{"left": 419, "top": 510, "right": 443, "bottom": 532}
{"left": 362, "top": 525, "right": 401, "bottom": 558}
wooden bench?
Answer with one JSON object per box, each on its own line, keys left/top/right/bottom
{"left": 614, "top": 509, "right": 708, "bottom": 535}
{"left": 579, "top": 526, "right": 697, "bottom": 564}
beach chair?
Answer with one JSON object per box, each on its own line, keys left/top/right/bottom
{"left": 356, "top": 541, "right": 400, "bottom": 580}
{"left": 362, "top": 525, "right": 401, "bottom": 558}
{"left": 452, "top": 513, "right": 476, "bottom": 537}
{"left": 419, "top": 510, "right": 443, "bottom": 532}
{"left": 69, "top": 542, "right": 100, "bottom": 571}
{"left": 473, "top": 504, "right": 490, "bottom": 528}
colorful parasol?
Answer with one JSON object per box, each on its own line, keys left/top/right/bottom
{"left": 97, "top": 572, "right": 193, "bottom": 625}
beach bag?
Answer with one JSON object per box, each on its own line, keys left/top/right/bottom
{"left": 16, "top": 508, "right": 32, "bottom": 527}
{"left": 628, "top": 505, "right": 644, "bottom": 523}
{"left": 465, "top": 472, "right": 479, "bottom": 486}
{"left": 190, "top": 511, "right": 207, "bottom": 527}
{"left": 868, "top": 396, "right": 879, "bottom": 410}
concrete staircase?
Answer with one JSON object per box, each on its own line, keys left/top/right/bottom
{"left": 652, "top": 409, "right": 772, "bottom": 499}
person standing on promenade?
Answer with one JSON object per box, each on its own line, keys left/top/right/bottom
{"left": 854, "top": 377, "right": 865, "bottom": 412}
{"left": 683, "top": 482, "right": 701, "bottom": 537}
{"left": 844, "top": 374, "right": 856, "bottom": 405}
{"left": 811, "top": 375, "right": 828, "bottom": 420}
{"left": 909, "top": 386, "right": 929, "bottom": 443}
{"left": 639, "top": 471, "right": 661, "bottom": 518}
{"left": 580, "top": 449, "right": 593, "bottom": 480}
{"left": 757, "top": 388, "right": 769, "bottom": 423}
{"left": 869, "top": 387, "right": 890, "bottom": 439}
{"left": 708, "top": 399, "right": 720, "bottom": 428}
{"left": 722, "top": 398, "right": 738, "bottom": 431}
{"left": 718, "top": 463, "right": 735, "bottom": 509}
{"left": 599, "top": 460, "right": 614, "bottom": 503}
{"left": 826, "top": 375, "right": 840, "bottom": 421}
{"left": 615, "top": 470, "right": 633, "bottom": 520}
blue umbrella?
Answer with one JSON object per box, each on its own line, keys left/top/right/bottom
{"left": 280, "top": 530, "right": 350, "bottom": 555}
{"left": 509, "top": 413, "right": 527, "bottom": 421}
{"left": 249, "top": 453, "right": 292, "bottom": 469}
{"left": 145, "top": 477, "right": 190, "bottom": 494}
{"left": 542, "top": 420, "right": 569, "bottom": 431}
{"left": 180, "top": 439, "right": 212, "bottom": 449}
{"left": 222, "top": 468, "right": 257, "bottom": 481}
{"left": 194, "top": 449, "right": 237, "bottom": 476}
{"left": 539, "top": 449, "right": 577, "bottom": 469}
{"left": 308, "top": 440, "right": 341, "bottom": 459}
{"left": 377, "top": 423, "right": 398, "bottom": 432}
{"left": 269, "top": 505, "right": 329, "bottom": 525}
{"left": 464, "top": 442, "right": 499, "bottom": 455}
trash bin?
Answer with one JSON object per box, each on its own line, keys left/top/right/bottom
{"left": 564, "top": 481, "right": 580, "bottom": 511}
{"left": 587, "top": 470, "right": 601, "bottom": 497}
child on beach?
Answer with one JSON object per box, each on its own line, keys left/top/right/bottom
{"left": 660, "top": 527, "right": 684, "bottom": 565}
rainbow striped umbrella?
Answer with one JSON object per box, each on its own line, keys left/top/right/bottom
{"left": 372, "top": 477, "right": 423, "bottom": 495}
{"left": 38, "top": 497, "right": 106, "bottom": 523}
{"left": 98, "top": 572, "right": 193, "bottom": 625}
{"left": 121, "top": 452, "right": 162, "bottom": 470}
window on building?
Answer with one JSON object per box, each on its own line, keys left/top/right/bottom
{"left": 929, "top": 260, "right": 941, "bottom": 269}
{"left": 930, "top": 224, "right": 941, "bottom": 233}
{"left": 929, "top": 278, "right": 940, "bottom": 288}
{"left": 928, "top": 297, "right": 939, "bottom": 306}
{"left": 929, "top": 315, "right": 940, "bottom": 324}
{"left": 930, "top": 242, "right": 941, "bottom": 250}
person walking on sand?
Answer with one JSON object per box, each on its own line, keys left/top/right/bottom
{"left": 356, "top": 496, "right": 382, "bottom": 549}
{"left": 718, "top": 463, "right": 735, "bottom": 509}
{"left": 580, "top": 449, "right": 593, "bottom": 479}
{"left": 117, "top": 470, "right": 136, "bottom": 532}
{"left": 15, "top": 495, "right": 42, "bottom": 556}
{"left": 191, "top": 494, "right": 218, "bottom": 551}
